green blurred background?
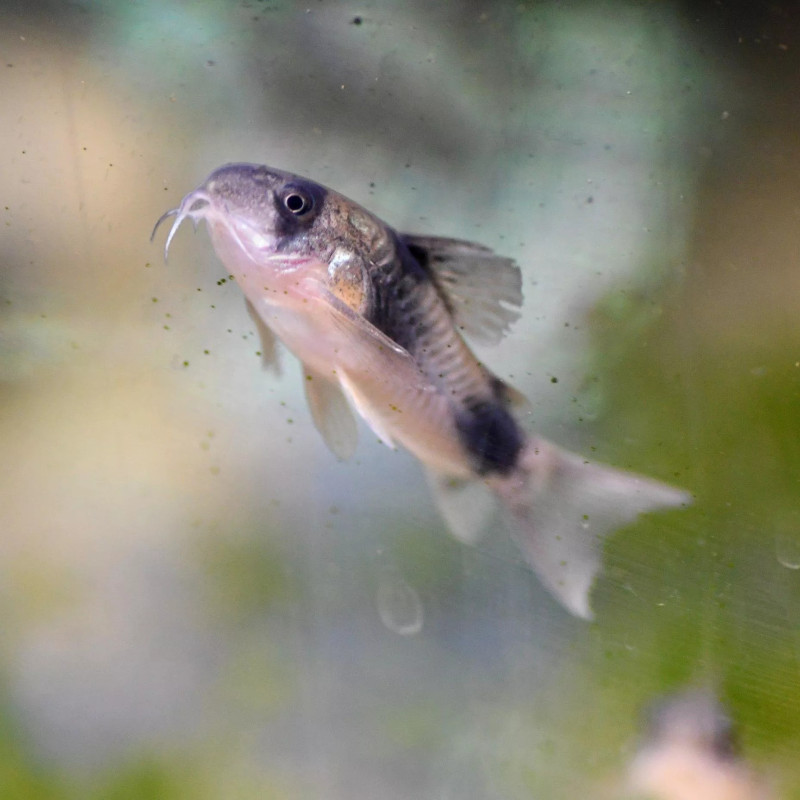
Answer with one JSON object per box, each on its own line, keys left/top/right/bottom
{"left": 0, "top": 0, "right": 798, "bottom": 797}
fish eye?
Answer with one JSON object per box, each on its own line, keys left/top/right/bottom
{"left": 282, "top": 190, "right": 314, "bottom": 216}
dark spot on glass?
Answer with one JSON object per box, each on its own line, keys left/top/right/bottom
{"left": 551, "top": 376, "right": 558, "bottom": 383}
{"left": 352, "top": 16, "right": 362, "bottom": 25}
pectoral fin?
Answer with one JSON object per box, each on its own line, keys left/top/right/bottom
{"left": 245, "top": 298, "right": 281, "bottom": 373}
{"left": 302, "top": 364, "right": 358, "bottom": 460}
{"left": 310, "top": 283, "right": 412, "bottom": 361}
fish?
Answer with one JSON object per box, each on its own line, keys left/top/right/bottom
{"left": 625, "top": 690, "right": 772, "bottom": 800}
{"left": 152, "top": 163, "right": 691, "bottom": 619}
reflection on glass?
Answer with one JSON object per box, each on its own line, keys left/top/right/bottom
{"left": 774, "top": 524, "right": 800, "bottom": 571}
{"left": 376, "top": 567, "right": 424, "bottom": 636}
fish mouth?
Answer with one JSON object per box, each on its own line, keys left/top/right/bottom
{"left": 151, "top": 189, "right": 281, "bottom": 266}
{"left": 151, "top": 190, "right": 214, "bottom": 261}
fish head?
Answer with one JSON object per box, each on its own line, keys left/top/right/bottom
{"left": 153, "top": 163, "right": 390, "bottom": 313}
{"left": 152, "top": 163, "right": 329, "bottom": 273}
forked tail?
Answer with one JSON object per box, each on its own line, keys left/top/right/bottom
{"left": 494, "top": 438, "right": 691, "bottom": 619}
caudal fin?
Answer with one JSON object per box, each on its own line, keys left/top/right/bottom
{"left": 496, "top": 438, "right": 691, "bottom": 619}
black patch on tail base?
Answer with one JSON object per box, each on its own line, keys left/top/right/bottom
{"left": 455, "top": 399, "right": 523, "bottom": 475}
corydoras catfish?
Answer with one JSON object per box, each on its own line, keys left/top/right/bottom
{"left": 153, "top": 163, "right": 690, "bottom": 618}
{"left": 625, "top": 690, "right": 772, "bottom": 800}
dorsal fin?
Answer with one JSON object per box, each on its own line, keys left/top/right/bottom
{"left": 400, "top": 234, "right": 523, "bottom": 346}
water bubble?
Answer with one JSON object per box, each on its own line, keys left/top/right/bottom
{"left": 376, "top": 570, "right": 423, "bottom": 636}
{"left": 775, "top": 530, "right": 800, "bottom": 570}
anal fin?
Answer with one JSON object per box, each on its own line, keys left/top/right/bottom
{"left": 426, "top": 469, "right": 495, "bottom": 545}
